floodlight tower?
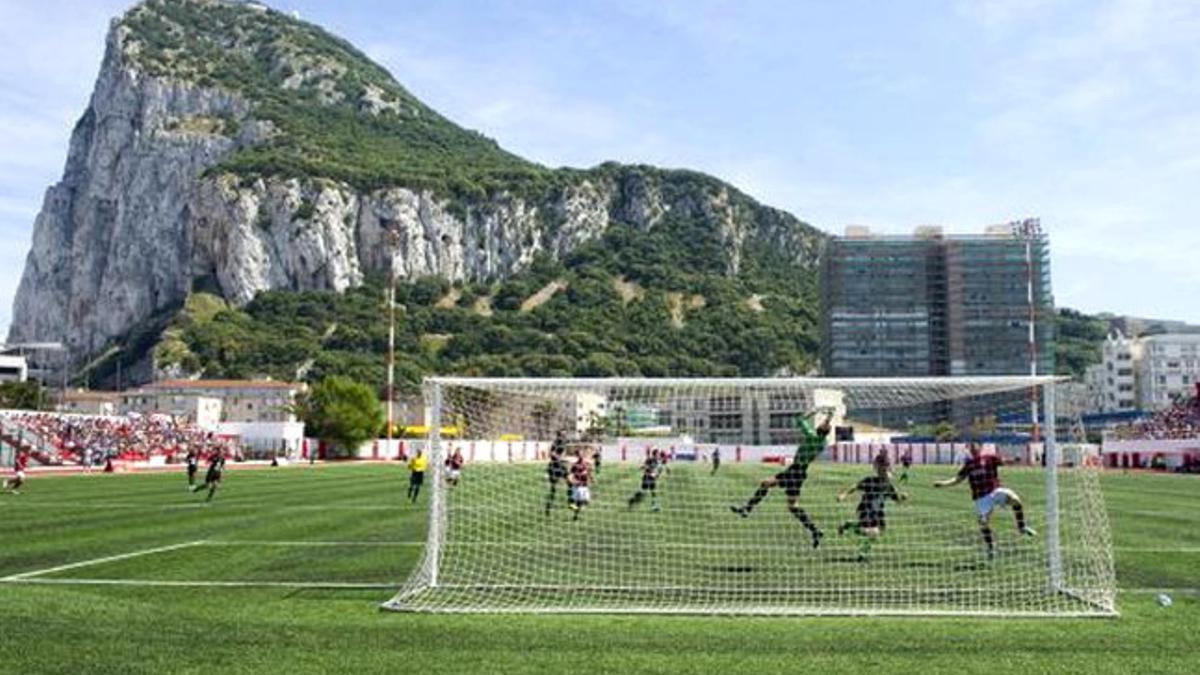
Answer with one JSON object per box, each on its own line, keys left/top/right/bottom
{"left": 385, "top": 226, "right": 403, "bottom": 455}
{"left": 1011, "top": 218, "right": 1043, "bottom": 443}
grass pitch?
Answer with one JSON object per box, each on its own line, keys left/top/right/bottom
{"left": 0, "top": 462, "right": 1196, "bottom": 674}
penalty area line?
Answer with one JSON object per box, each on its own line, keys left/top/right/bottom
{"left": 0, "top": 540, "right": 209, "bottom": 582}
{"left": 2, "top": 578, "right": 399, "bottom": 589}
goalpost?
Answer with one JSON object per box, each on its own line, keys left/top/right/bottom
{"left": 385, "top": 377, "right": 1116, "bottom": 617}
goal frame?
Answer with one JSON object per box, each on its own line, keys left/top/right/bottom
{"left": 385, "top": 376, "right": 1118, "bottom": 617}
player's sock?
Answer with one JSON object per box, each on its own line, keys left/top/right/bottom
{"left": 790, "top": 506, "right": 822, "bottom": 547}
{"left": 981, "top": 525, "right": 995, "bottom": 558}
{"left": 1013, "top": 503, "right": 1036, "bottom": 535}
{"left": 745, "top": 486, "right": 770, "bottom": 512}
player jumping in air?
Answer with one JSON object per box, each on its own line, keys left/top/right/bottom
{"left": 730, "top": 409, "right": 833, "bottom": 549}
{"left": 2, "top": 451, "right": 29, "bottom": 495}
{"left": 407, "top": 448, "right": 428, "bottom": 503}
{"left": 544, "top": 430, "right": 569, "bottom": 516}
{"left": 190, "top": 449, "right": 226, "bottom": 502}
{"left": 445, "top": 447, "right": 465, "bottom": 487}
{"left": 627, "top": 450, "right": 662, "bottom": 512}
{"left": 837, "top": 453, "right": 906, "bottom": 562}
{"left": 185, "top": 448, "right": 199, "bottom": 488}
{"left": 567, "top": 450, "right": 594, "bottom": 521}
{"left": 935, "top": 442, "right": 1037, "bottom": 561}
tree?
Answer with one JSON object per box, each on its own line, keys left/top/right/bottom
{"left": 295, "top": 377, "right": 383, "bottom": 456}
{"left": 0, "top": 382, "right": 46, "bottom": 410}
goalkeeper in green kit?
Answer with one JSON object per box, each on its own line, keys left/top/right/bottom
{"left": 730, "top": 409, "right": 833, "bottom": 549}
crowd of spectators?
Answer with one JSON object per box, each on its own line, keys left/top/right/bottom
{"left": 0, "top": 412, "right": 239, "bottom": 465}
{"left": 1114, "top": 383, "right": 1200, "bottom": 440}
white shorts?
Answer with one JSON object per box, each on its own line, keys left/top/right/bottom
{"left": 975, "top": 488, "right": 1018, "bottom": 518}
{"left": 573, "top": 486, "right": 591, "bottom": 504}
{"left": 446, "top": 469, "right": 461, "bottom": 481}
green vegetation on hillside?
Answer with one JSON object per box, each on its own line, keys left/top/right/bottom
{"left": 172, "top": 217, "right": 819, "bottom": 391}
{"left": 1055, "top": 308, "right": 1109, "bottom": 378}
{"left": 122, "top": 0, "right": 559, "bottom": 199}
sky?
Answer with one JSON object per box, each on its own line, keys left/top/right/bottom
{"left": 2, "top": 0, "right": 1199, "bottom": 340}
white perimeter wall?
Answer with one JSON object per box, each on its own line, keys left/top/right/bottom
{"left": 354, "top": 438, "right": 1044, "bottom": 466}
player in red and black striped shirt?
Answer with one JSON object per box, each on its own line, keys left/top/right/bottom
{"left": 445, "top": 448, "right": 465, "bottom": 487}
{"left": 935, "top": 443, "right": 1036, "bottom": 560}
{"left": 2, "top": 451, "right": 28, "bottom": 495}
{"left": 567, "top": 450, "right": 594, "bottom": 521}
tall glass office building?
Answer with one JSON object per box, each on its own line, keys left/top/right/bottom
{"left": 821, "top": 221, "right": 1054, "bottom": 427}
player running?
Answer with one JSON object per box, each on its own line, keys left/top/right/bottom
{"left": 711, "top": 447, "right": 721, "bottom": 475}
{"left": 445, "top": 447, "right": 465, "bottom": 487}
{"left": 544, "top": 430, "right": 569, "bottom": 516}
{"left": 837, "top": 453, "right": 906, "bottom": 562}
{"left": 407, "top": 448, "right": 428, "bottom": 503}
{"left": 567, "top": 449, "right": 594, "bottom": 521}
{"left": 2, "top": 451, "right": 29, "bottom": 495}
{"left": 898, "top": 447, "right": 913, "bottom": 483}
{"left": 730, "top": 410, "right": 832, "bottom": 549}
{"left": 935, "top": 442, "right": 1037, "bottom": 561}
{"left": 185, "top": 448, "right": 199, "bottom": 488}
{"left": 190, "top": 449, "right": 226, "bottom": 502}
{"left": 627, "top": 450, "right": 662, "bottom": 512}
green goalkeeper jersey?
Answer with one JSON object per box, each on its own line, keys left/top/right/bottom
{"left": 793, "top": 416, "right": 828, "bottom": 468}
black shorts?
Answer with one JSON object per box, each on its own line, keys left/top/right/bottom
{"left": 641, "top": 475, "right": 657, "bottom": 491}
{"left": 187, "top": 465, "right": 197, "bottom": 476}
{"left": 547, "top": 465, "right": 567, "bottom": 483}
{"left": 205, "top": 470, "right": 222, "bottom": 485}
{"left": 857, "top": 507, "right": 886, "bottom": 530}
{"left": 774, "top": 467, "right": 808, "bottom": 498}
{"left": 410, "top": 471, "right": 425, "bottom": 485}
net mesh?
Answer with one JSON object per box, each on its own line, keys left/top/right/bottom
{"left": 385, "top": 377, "right": 1116, "bottom": 616}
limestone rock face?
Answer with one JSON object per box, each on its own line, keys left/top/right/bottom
{"left": 8, "top": 10, "right": 822, "bottom": 365}
{"left": 8, "top": 25, "right": 250, "bottom": 354}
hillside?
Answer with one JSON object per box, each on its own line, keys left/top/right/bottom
{"left": 8, "top": 0, "right": 823, "bottom": 384}
{"left": 138, "top": 213, "right": 819, "bottom": 392}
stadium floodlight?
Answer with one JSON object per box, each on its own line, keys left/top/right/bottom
{"left": 385, "top": 377, "right": 1116, "bottom": 617}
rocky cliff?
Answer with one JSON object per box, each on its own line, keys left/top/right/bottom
{"left": 8, "top": 0, "right": 822, "bottom": 368}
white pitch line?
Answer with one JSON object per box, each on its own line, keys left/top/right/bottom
{"left": 197, "top": 540, "right": 1200, "bottom": 554}
{"left": 207, "top": 540, "right": 423, "bottom": 547}
{"left": 0, "top": 502, "right": 400, "bottom": 511}
{"left": 0, "top": 540, "right": 208, "bottom": 581}
{"left": 3, "top": 578, "right": 398, "bottom": 589}
{"left": 1123, "top": 588, "right": 1200, "bottom": 596}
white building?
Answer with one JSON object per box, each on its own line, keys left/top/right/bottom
{"left": 1137, "top": 334, "right": 1200, "bottom": 410}
{"left": 121, "top": 390, "right": 224, "bottom": 429}
{"left": 138, "top": 380, "right": 305, "bottom": 423}
{"left": 1085, "top": 331, "right": 1139, "bottom": 413}
{"left": 0, "top": 355, "right": 28, "bottom": 383}
{"left": 59, "top": 390, "right": 119, "bottom": 416}
{"left": 665, "top": 388, "right": 846, "bottom": 445}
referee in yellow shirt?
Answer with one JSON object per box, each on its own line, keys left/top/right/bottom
{"left": 407, "top": 449, "right": 429, "bottom": 503}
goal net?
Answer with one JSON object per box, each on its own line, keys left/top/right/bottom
{"left": 385, "top": 377, "right": 1116, "bottom": 616}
